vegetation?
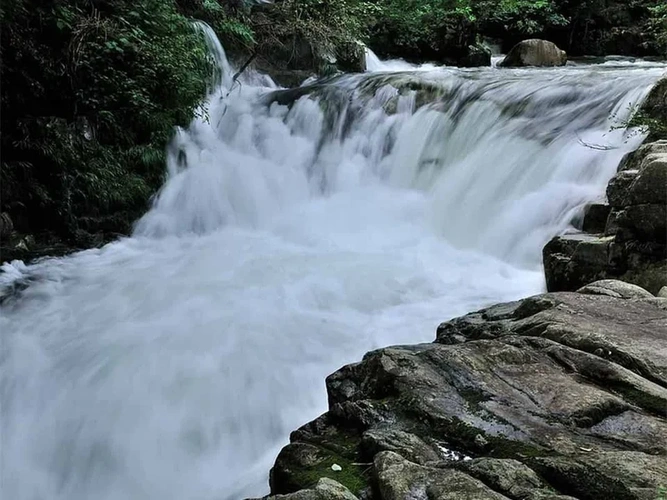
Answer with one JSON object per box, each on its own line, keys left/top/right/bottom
{"left": 629, "top": 76, "right": 667, "bottom": 141}
{"left": 1, "top": 0, "right": 666, "bottom": 254}
{"left": 1, "top": 0, "right": 219, "bottom": 244}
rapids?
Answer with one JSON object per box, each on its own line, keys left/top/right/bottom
{"left": 1, "top": 28, "right": 665, "bottom": 500}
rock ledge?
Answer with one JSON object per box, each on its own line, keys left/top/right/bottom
{"left": 254, "top": 282, "right": 667, "bottom": 500}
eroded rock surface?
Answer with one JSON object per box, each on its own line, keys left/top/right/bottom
{"left": 258, "top": 288, "right": 667, "bottom": 500}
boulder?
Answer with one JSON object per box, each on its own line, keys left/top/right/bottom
{"left": 250, "top": 478, "right": 358, "bottom": 500}
{"left": 543, "top": 234, "right": 614, "bottom": 291}
{"left": 266, "top": 291, "right": 667, "bottom": 499}
{"left": 337, "top": 41, "right": 367, "bottom": 73}
{"left": 577, "top": 279, "right": 654, "bottom": 299}
{"left": 545, "top": 141, "right": 667, "bottom": 294}
{"left": 459, "top": 43, "right": 492, "bottom": 67}
{"left": 498, "top": 39, "right": 567, "bottom": 68}
{"left": 626, "top": 158, "right": 667, "bottom": 205}
{"left": 581, "top": 203, "right": 611, "bottom": 234}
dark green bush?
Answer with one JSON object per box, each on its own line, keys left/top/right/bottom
{"left": 366, "top": 0, "right": 477, "bottom": 62}
{"left": 1, "top": 0, "right": 215, "bottom": 239}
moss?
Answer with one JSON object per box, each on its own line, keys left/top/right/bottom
{"left": 400, "top": 405, "right": 549, "bottom": 461}
{"left": 285, "top": 425, "right": 370, "bottom": 495}
{"left": 290, "top": 453, "right": 369, "bottom": 495}
{"left": 458, "top": 387, "right": 492, "bottom": 416}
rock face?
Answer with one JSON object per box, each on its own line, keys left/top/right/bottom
{"left": 544, "top": 140, "right": 667, "bottom": 295}
{"left": 544, "top": 77, "right": 667, "bottom": 295}
{"left": 258, "top": 286, "right": 667, "bottom": 500}
{"left": 498, "top": 39, "right": 567, "bottom": 67}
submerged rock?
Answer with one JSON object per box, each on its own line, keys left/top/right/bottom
{"left": 499, "top": 39, "right": 567, "bottom": 67}
{"left": 263, "top": 290, "right": 667, "bottom": 499}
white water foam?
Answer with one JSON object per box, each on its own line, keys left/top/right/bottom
{"left": 1, "top": 30, "right": 665, "bottom": 500}
{"left": 365, "top": 47, "right": 440, "bottom": 72}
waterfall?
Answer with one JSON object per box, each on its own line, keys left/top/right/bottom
{"left": 1, "top": 27, "right": 665, "bottom": 500}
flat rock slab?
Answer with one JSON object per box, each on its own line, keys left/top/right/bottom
{"left": 261, "top": 290, "right": 667, "bottom": 500}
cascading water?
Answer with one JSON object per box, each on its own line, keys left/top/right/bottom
{"left": 1, "top": 26, "right": 665, "bottom": 500}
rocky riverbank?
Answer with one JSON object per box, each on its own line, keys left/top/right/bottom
{"left": 252, "top": 282, "right": 666, "bottom": 500}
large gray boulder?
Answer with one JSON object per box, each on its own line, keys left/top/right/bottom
{"left": 499, "top": 39, "right": 567, "bottom": 67}
{"left": 577, "top": 279, "right": 654, "bottom": 299}
{"left": 264, "top": 291, "right": 667, "bottom": 499}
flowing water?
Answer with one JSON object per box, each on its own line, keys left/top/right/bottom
{"left": 1, "top": 30, "right": 665, "bottom": 500}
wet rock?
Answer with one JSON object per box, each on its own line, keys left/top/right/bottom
{"left": 266, "top": 292, "right": 667, "bottom": 499}
{"left": 618, "top": 140, "right": 667, "bottom": 172}
{"left": 270, "top": 435, "right": 371, "bottom": 497}
{"left": 619, "top": 261, "right": 667, "bottom": 299}
{"left": 617, "top": 204, "right": 667, "bottom": 243}
{"left": 499, "top": 39, "right": 567, "bottom": 68}
{"left": 360, "top": 429, "right": 440, "bottom": 465}
{"left": 251, "top": 477, "right": 359, "bottom": 500}
{"left": 532, "top": 452, "right": 667, "bottom": 500}
{"left": 577, "top": 279, "right": 653, "bottom": 299}
{"left": 544, "top": 140, "right": 667, "bottom": 294}
{"left": 374, "top": 452, "right": 509, "bottom": 500}
{"left": 543, "top": 234, "right": 613, "bottom": 291}
{"left": 626, "top": 158, "right": 667, "bottom": 206}
{"left": 607, "top": 170, "right": 639, "bottom": 207}
{"left": 459, "top": 43, "right": 492, "bottom": 67}
{"left": 582, "top": 203, "right": 611, "bottom": 234}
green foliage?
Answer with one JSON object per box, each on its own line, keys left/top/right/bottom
{"left": 251, "top": 0, "right": 374, "bottom": 59}
{"left": 175, "top": 0, "right": 255, "bottom": 49}
{"left": 367, "top": 0, "right": 478, "bottom": 61}
{"left": 1, "top": 0, "right": 216, "bottom": 239}
{"left": 628, "top": 77, "right": 667, "bottom": 142}
{"left": 478, "top": 0, "right": 567, "bottom": 37}
{"left": 657, "top": 485, "right": 666, "bottom": 500}
{"left": 548, "top": 0, "right": 667, "bottom": 56}
{"left": 647, "top": 3, "right": 667, "bottom": 55}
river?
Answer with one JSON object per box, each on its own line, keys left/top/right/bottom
{"left": 1, "top": 28, "right": 665, "bottom": 500}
